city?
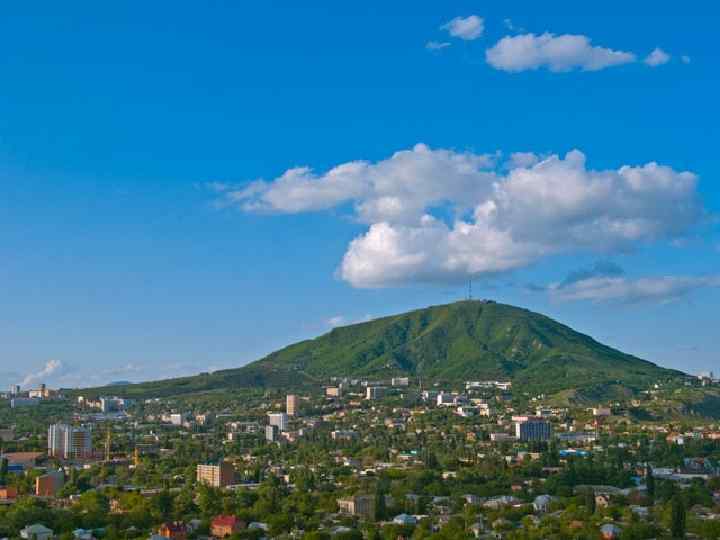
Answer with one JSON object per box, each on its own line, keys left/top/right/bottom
{"left": 1, "top": 2, "right": 719, "bottom": 539}
{"left": 1, "top": 369, "right": 719, "bottom": 539}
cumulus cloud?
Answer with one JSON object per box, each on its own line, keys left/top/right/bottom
{"left": 218, "top": 145, "right": 703, "bottom": 288}
{"left": 21, "top": 359, "right": 64, "bottom": 387}
{"left": 441, "top": 15, "right": 484, "bottom": 40}
{"left": 486, "top": 32, "right": 636, "bottom": 72}
{"left": 506, "top": 152, "right": 540, "bottom": 169}
{"left": 550, "top": 275, "right": 720, "bottom": 303}
{"left": 426, "top": 41, "right": 451, "bottom": 51}
{"left": 645, "top": 47, "right": 671, "bottom": 67}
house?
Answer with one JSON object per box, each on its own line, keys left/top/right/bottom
{"left": 469, "top": 521, "right": 486, "bottom": 538}
{"left": 1, "top": 452, "right": 44, "bottom": 471}
{"left": 20, "top": 524, "right": 53, "bottom": 540}
{"left": 483, "top": 495, "right": 520, "bottom": 509}
{"left": 0, "top": 486, "right": 18, "bottom": 500}
{"left": 600, "top": 523, "right": 621, "bottom": 539}
{"left": 533, "top": 495, "right": 552, "bottom": 513}
{"left": 72, "top": 529, "right": 96, "bottom": 540}
{"left": 595, "top": 494, "right": 611, "bottom": 509}
{"left": 392, "top": 514, "right": 417, "bottom": 526}
{"left": 210, "top": 515, "right": 245, "bottom": 538}
{"left": 157, "top": 522, "right": 188, "bottom": 540}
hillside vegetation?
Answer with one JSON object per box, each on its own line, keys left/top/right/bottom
{"left": 76, "top": 300, "right": 683, "bottom": 398}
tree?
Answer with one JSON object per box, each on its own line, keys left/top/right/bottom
{"left": 374, "top": 486, "right": 387, "bottom": 522}
{"left": 646, "top": 466, "right": 655, "bottom": 503}
{"left": 585, "top": 489, "right": 596, "bottom": 515}
{"left": 671, "top": 495, "right": 686, "bottom": 539}
{"left": 0, "top": 458, "right": 8, "bottom": 484}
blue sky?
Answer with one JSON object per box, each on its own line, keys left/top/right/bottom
{"left": 1, "top": 1, "right": 718, "bottom": 389}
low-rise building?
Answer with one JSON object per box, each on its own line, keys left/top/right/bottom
{"left": 210, "top": 515, "right": 245, "bottom": 538}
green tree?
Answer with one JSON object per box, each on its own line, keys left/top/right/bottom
{"left": 0, "top": 457, "right": 8, "bottom": 484}
{"left": 671, "top": 495, "right": 686, "bottom": 539}
{"left": 585, "top": 489, "right": 596, "bottom": 515}
{"left": 646, "top": 466, "right": 655, "bottom": 503}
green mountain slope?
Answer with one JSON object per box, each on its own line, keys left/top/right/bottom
{"left": 77, "top": 300, "right": 684, "bottom": 397}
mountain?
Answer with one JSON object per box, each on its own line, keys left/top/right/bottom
{"left": 77, "top": 300, "right": 684, "bottom": 398}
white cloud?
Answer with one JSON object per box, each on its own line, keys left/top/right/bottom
{"left": 228, "top": 143, "right": 497, "bottom": 225}
{"left": 442, "top": 15, "right": 484, "bottom": 41}
{"left": 326, "top": 314, "right": 374, "bottom": 328}
{"left": 503, "top": 19, "right": 525, "bottom": 33}
{"left": 327, "top": 315, "right": 346, "bottom": 327}
{"left": 507, "top": 152, "right": 539, "bottom": 169}
{"left": 550, "top": 275, "right": 720, "bottom": 303}
{"left": 426, "top": 41, "right": 451, "bottom": 51}
{"left": 486, "top": 33, "right": 636, "bottom": 72}
{"left": 645, "top": 47, "right": 671, "bottom": 67}
{"left": 220, "top": 146, "right": 703, "bottom": 288}
{"left": 20, "top": 359, "right": 64, "bottom": 387}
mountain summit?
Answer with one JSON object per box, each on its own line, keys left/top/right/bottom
{"left": 87, "top": 300, "right": 682, "bottom": 398}
{"left": 243, "top": 300, "right": 680, "bottom": 392}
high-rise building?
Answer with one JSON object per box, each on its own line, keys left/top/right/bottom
{"left": 48, "top": 424, "right": 92, "bottom": 459}
{"left": 268, "top": 412, "right": 288, "bottom": 432}
{"left": 196, "top": 462, "right": 235, "bottom": 487}
{"left": 514, "top": 418, "right": 552, "bottom": 442}
{"left": 265, "top": 425, "right": 278, "bottom": 442}
{"left": 286, "top": 394, "right": 299, "bottom": 416}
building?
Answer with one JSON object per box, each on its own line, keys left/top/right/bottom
{"left": 48, "top": 424, "right": 92, "bottom": 459}
{"left": 9, "top": 384, "right": 20, "bottom": 395}
{"left": 268, "top": 412, "right": 288, "bottom": 432}
{"left": 20, "top": 524, "right": 54, "bottom": 540}
{"left": 162, "top": 413, "right": 187, "bottom": 426}
{"left": 36, "top": 470, "right": 65, "bottom": 497}
{"left": 211, "top": 515, "right": 245, "bottom": 538}
{"left": 391, "top": 377, "right": 409, "bottom": 387}
{"left": 0, "top": 485, "right": 18, "bottom": 500}
{"left": 490, "top": 433, "right": 515, "bottom": 442}
{"left": 286, "top": 394, "right": 299, "bottom": 416}
{"left": 29, "top": 384, "right": 52, "bottom": 399}
{"left": 366, "top": 386, "right": 386, "bottom": 400}
{"left": 515, "top": 418, "right": 553, "bottom": 442}
{"left": 1, "top": 451, "right": 44, "bottom": 472}
{"left": 99, "top": 396, "right": 134, "bottom": 413}
{"left": 157, "top": 522, "right": 188, "bottom": 540}
{"left": 331, "top": 430, "right": 358, "bottom": 441}
{"left": 196, "top": 462, "right": 235, "bottom": 488}
{"left": 592, "top": 407, "right": 612, "bottom": 417}
{"left": 325, "top": 386, "right": 342, "bottom": 398}
{"left": 265, "top": 425, "right": 278, "bottom": 442}
{"left": 337, "top": 495, "right": 375, "bottom": 520}
{"left": 11, "top": 397, "right": 40, "bottom": 408}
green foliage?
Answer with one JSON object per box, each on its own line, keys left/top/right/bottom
{"left": 671, "top": 494, "right": 686, "bottom": 539}
{"left": 77, "top": 300, "right": 682, "bottom": 399}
